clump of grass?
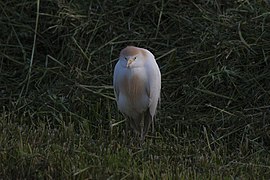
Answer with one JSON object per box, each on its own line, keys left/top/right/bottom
{"left": 1, "top": 0, "right": 270, "bottom": 178}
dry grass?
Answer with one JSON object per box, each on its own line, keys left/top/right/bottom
{"left": 1, "top": 0, "right": 270, "bottom": 178}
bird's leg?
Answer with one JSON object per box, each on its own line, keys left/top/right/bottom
{"left": 142, "top": 111, "right": 153, "bottom": 145}
{"left": 124, "top": 119, "right": 129, "bottom": 145}
{"left": 128, "top": 118, "right": 137, "bottom": 146}
{"left": 152, "top": 118, "right": 155, "bottom": 134}
{"left": 140, "top": 113, "right": 145, "bottom": 145}
{"left": 123, "top": 115, "right": 132, "bottom": 146}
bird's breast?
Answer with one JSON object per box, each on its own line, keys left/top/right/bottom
{"left": 122, "top": 69, "right": 147, "bottom": 99}
{"left": 119, "top": 68, "right": 149, "bottom": 113}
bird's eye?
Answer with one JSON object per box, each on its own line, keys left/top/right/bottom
{"left": 134, "top": 57, "right": 137, "bottom": 60}
{"left": 124, "top": 57, "right": 128, "bottom": 60}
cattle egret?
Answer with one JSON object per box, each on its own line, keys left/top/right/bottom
{"left": 113, "top": 46, "right": 161, "bottom": 143}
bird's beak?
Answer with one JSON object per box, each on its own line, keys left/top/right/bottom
{"left": 127, "top": 59, "right": 134, "bottom": 68}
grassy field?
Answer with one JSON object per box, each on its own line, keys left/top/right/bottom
{"left": 1, "top": 0, "right": 270, "bottom": 178}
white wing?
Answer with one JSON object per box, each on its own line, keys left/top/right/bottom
{"left": 145, "top": 54, "right": 161, "bottom": 117}
{"left": 113, "top": 60, "right": 121, "bottom": 102}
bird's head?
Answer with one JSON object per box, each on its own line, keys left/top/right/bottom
{"left": 119, "top": 46, "right": 147, "bottom": 68}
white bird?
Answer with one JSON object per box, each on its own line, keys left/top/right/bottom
{"left": 113, "top": 46, "right": 161, "bottom": 143}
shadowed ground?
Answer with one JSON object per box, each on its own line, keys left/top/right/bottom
{"left": 1, "top": 0, "right": 270, "bottom": 178}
